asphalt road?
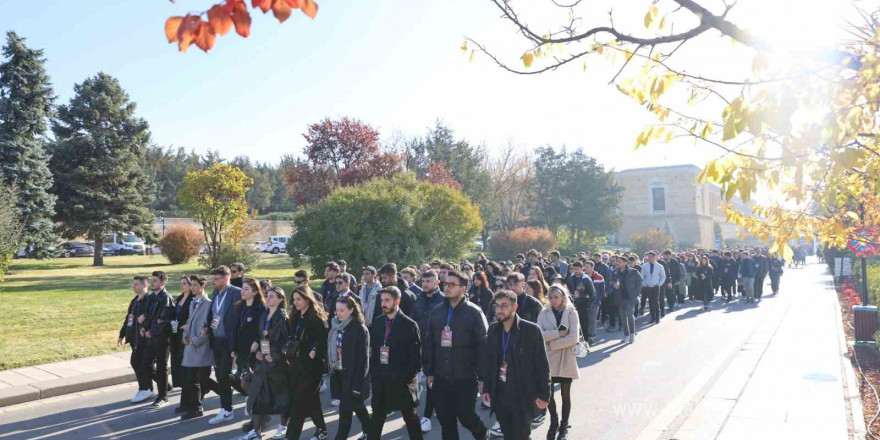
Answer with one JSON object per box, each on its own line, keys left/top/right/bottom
{"left": 0, "top": 270, "right": 797, "bottom": 440}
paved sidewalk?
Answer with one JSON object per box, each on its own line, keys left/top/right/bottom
{"left": 637, "top": 261, "right": 865, "bottom": 440}
{"left": 0, "top": 351, "right": 134, "bottom": 407}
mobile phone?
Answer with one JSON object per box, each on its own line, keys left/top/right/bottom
{"left": 558, "top": 325, "right": 568, "bottom": 332}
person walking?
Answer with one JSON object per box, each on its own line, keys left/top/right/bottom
{"left": 229, "top": 278, "right": 266, "bottom": 430}
{"left": 144, "top": 271, "right": 174, "bottom": 408}
{"left": 640, "top": 252, "right": 666, "bottom": 325}
{"left": 737, "top": 250, "right": 757, "bottom": 303}
{"left": 468, "top": 271, "right": 495, "bottom": 319}
{"left": 565, "top": 261, "right": 595, "bottom": 345}
{"left": 207, "top": 265, "right": 243, "bottom": 425}
{"left": 422, "top": 270, "right": 490, "bottom": 440}
{"left": 180, "top": 275, "right": 219, "bottom": 420}
{"left": 481, "top": 289, "right": 551, "bottom": 440}
{"left": 769, "top": 253, "right": 785, "bottom": 295}
{"left": 170, "top": 276, "right": 194, "bottom": 398}
{"left": 614, "top": 257, "right": 643, "bottom": 343}
{"left": 282, "top": 286, "right": 330, "bottom": 440}
{"left": 696, "top": 256, "right": 715, "bottom": 310}
{"left": 508, "top": 272, "right": 542, "bottom": 323}
{"left": 328, "top": 294, "right": 372, "bottom": 440}
{"left": 368, "top": 287, "right": 424, "bottom": 439}
{"left": 536, "top": 286, "right": 580, "bottom": 440}
{"left": 413, "top": 269, "right": 445, "bottom": 433}
{"left": 118, "top": 276, "right": 155, "bottom": 404}
{"left": 717, "top": 252, "right": 738, "bottom": 303}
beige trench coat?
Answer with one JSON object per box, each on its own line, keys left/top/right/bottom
{"left": 537, "top": 304, "right": 581, "bottom": 379}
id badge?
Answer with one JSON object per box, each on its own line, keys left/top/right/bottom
{"left": 171, "top": 320, "right": 179, "bottom": 334}
{"left": 127, "top": 314, "right": 133, "bottom": 327}
{"left": 499, "top": 362, "right": 508, "bottom": 382}
{"left": 336, "top": 346, "right": 342, "bottom": 360}
{"left": 211, "top": 317, "right": 220, "bottom": 330}
{"left": 440, "top": 327, "right": 453, "bottom": 348}
{"left": 574, "top": 289, "right": 581, "bottom": 298}
{"left": 380, "top": 346, "right": 389, "bottom": 365}
{"left": 724, "top": 268, "right": 728, "bottom": 273}
{"left": 260, "top": 339, "right": 271, "bottom": 356}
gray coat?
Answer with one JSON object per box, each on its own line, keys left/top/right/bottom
{"left": 618, "top": 265, "right": 644, "bottom": 303}
{"left": 182, "top": 297, "right": 214, "bottom": 367}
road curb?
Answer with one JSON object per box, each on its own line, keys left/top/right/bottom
{"left": 830, "top": 271, "right": 869, "bottom": 439}
{"left": 0, "top": 368, "right": 135, "bottom": 408}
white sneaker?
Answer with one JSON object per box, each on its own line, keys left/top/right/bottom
{"left": 488, "top": 421, "right": 503, "bottom": 437}
{"left": 131, "top": 389, "right": 154, "bottom": 404}
{"left": 272, "top": 424, "right": 287, "bottom": 439}
{"left": 418, "top": 371, "right": 425, "bottom": 383}
{"left": 209, "top": 409, "right": 234, "bottom": 425}
{"left": 330, "top": 399, "right": 340, "bottom": 406}
{"left": 420, "top": 417, "right": 432, "bottom": 432}
{"left": 239, "top": 429, "right": 261, "bottom": 440}
{"left": 629, "top": 334, "right": 636, "bottom": 343}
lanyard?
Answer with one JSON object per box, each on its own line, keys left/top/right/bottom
{"left": 294, "top": 315, "right": 302, "bottom": 338}
{"left": 336, "top": 328, "right": 344, "bottom": 347}
{"left": 263, "top": 314, "right": 270, "bottom": 336}
{"left": 214, "top": 288, "right": 226, "bottom": 314}
{"left": 383, "top": 315, "right": 396, "bottom": 345}
{"left": 501, "top": 328, "right": 512, "bottom": 362}
{"left": 239, "top": 306, "right": 248, "bottom": 328}
{"left": 445, "top": 306, "right": 454, "bottom": 327}
{"left": 176, "top": 296, "right": 185, "bottom": 317}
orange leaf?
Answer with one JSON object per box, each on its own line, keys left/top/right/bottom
{"left": 252, "top": 0, "right": 272, "bottom": 13}
{"left": 177, "top": 15, "right": 201, "bottom": 52}
{"left": 231, "top": 1, "right": 252, "bottom": 37}
{"left": 207, "top": 5, "right": 234, "bottom": 36}
{"left": 300, "top": 0, "right": 318, "bottom": 18}
{"left": 194, "top": 21, "right": 217, "bottom": 52}
{"left": 165, "top": 16, "right": 184, "bottom": 42}
{"left": 272, "top": 0, "right": 293, "bottom": 23}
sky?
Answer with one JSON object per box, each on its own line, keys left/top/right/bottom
{"left": 1, "top": 0, "right": 852, "bottom": 172}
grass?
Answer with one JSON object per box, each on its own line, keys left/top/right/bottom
{"left": 0, "top": 254, "right": 318, "bottom": 371}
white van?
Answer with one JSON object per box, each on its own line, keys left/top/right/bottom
{"left": 102, "top": 232, "right": 147, "bottom": 256}
{"left": 262, "top": 236, "right": 288, "bottom": 254}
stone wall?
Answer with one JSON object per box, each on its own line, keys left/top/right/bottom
{"left": 153, "top": 218, "right": 293, "bottom": 242}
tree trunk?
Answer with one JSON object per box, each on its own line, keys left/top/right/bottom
{"left": 93, "top": 236, "right": 104, "bottom": 266}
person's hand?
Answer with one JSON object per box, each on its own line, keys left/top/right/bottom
{"left": 309, "top": 349, "right": 316, "bottom": 359}
{"left": 667, "top": 283, "right": 672, "bottom": 289}
{"left": 251, "top": 342, "right": 259, "bottom": 353}
{"left": 117, "top": 338, "right": 124, "bottom": 348}
{"left": 137, "top": 314, "right": 145, "bottom": 324}
{"left": 427, "top": 376, "right": 434, "bottom": 389}
{"left": 180, "top": 324, "right": 188, "bottom": 332}
{"left": 536, "top": 398, "right": 549, "bottom": 409}
{"left": 144, "top": 331, "right": 152, "bottom": 338}
{"left": 559, "top": 330, "right": 569, "bottom": 338}
{"left": 255, "top": 352, "right": 263, "bottom": 361}
{"left": 482, "top": 393, "right": 491, "bottom": 406}
{"left": 231, "top": 352, "right": 237, "bottom": 359}
{"left": 200, "top": 328, "right": 207, "bottom": 336}
{"left": 184, "top": 337, "right": 190, "bottom": 345}
{"left": 265, "top": 354, "right": 273, "bottom": 363}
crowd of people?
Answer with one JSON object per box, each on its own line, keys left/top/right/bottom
{"left": 118, "top": 248, "right": 787, "bottom": 440}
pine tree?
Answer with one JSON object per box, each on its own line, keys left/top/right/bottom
{"left": 0, "top": 31, "right": 57, "bottom": 258}
{"left": 50, "top": 73, "right": 155, "bottom": 266}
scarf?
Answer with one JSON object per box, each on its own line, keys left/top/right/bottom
{"left": 327, "top": 316, "right": 353, "bottom": 369}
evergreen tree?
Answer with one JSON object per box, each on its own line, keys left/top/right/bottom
{"left": 0, "top": 31, "right": 57, "bottom": 258}
{"left": 50, "top": 73, "right": 155, "bottom": 266}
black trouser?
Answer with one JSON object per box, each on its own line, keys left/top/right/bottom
{"left": 286, "top": 378, "right": 327, "bottom": 439}
{"left": 131, "top": 344, "right": 152, "bottom": 391}
{"left": 645, "top": 286, "right": 661, "bottom": 322}
{"left": 169, "top": 336, "right": 185, "bottom": 389}
{"left": 754, "top": 275, "right": 766, "bottom": 299}
{"left": 212, "top": 338, "right": 234, "bottom": 411}
{"left": 494, "top": 401, "right": 531, "bottom": 440}
{"left": 433, "top": 378, "right": 487, "bottom": 440}
{"left": 332, "top": 371, "right": 371, "bottom": 440}
{"left": 639, "top": 289, "right": 648, "bottom": 315}
{"left": 574, "top": 302, "right": 592, "bottom": 339}
{"left": 146, "top": 339, "right": 169, "bottom": 399}
{"left": 424, "top": 385, "right": 435, "bottom": 419}
{"left": 369, "top": 384, "right": 423, "bottom": 440}
{"left": 664, "top": 285, "right": 676, "bottom": 310}
{"left": 770, "top": 273, "right": 780, "bottom": 293}
{"left": 181, "top": 366, "right": 217, "bottom": 411}
{"left": 604, "top": 297, "right": 618, "bottom": 328}
{"left": 657, "top": 286, "right": 667, "bottom": 316}
{"left": 721, "top": 281, "right": 735, "bottom": 301}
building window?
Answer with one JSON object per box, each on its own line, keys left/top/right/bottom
{"left": 652, "top": 187, "right": 666, "bottom": 212}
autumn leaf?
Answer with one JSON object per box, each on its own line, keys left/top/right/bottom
{"left": 165, "top": 16, "right": 184, "bottom": 42}
{"left": 194, "top": 21, "right": 217, "bottom": 52}
{"left": 231, "top": 1, "right": 252, "bottom": 37}
{"left": 300, "top": 0, "right": 318, "bottom": 19}
{"left": 521, "top": 52, "right": 534, "bottom": 68}
{"left": 176, "top": 15, "right": 202, "bottom": 52}
{"left": 272, "top": 0, "right": 294, "bottom": 23}
{"left": 253, "top": 0, "right": 272, "bottom": 13}
{"left": 207, "top": 5, "right": 234, "bottom": 36}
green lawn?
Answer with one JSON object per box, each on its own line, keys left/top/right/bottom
{"left": 0, "top": 254, "right": 315, "bottom": 370}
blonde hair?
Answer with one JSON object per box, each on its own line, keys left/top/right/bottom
{"left": 546, "top": 284, "right": 571, "bottom": 310}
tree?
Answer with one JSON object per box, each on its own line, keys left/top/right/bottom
{"left": 164, "top": 0, "right": 318, "bottom": 53}
{"left": 489, "top": 227, "right": 557, "bottom": 261}
{"left": 157, "top": 224, "right": 205, "bottom": 264}
{"left": 289, "top": 173, "right": 482, "bottom": 273}
{"left": 50, "top": 73, "right": 156, "bottom": 266}
{"left": 469, "top": 0, "right": 880, "bottom": 258}
{"left": 630, "top": 229, "right": 676, "bottom": 257}
{"left": 0, "top": 186, "right": 22, "bottom": 282}
{"left": 532, "top": 147, "right": 623, "bottom": 250}
{"left": 145, "top": 146, "right": 204, "bottom": 217}
{"left": 178, "top": 162, "right": 253, "bottom": 269}
{"left": 0, "top": 31, "right": 57, "bottom": 258}
{"left": 284, "top": 116, "right": 403, "bottom": 206}
{"left": 422, "top": 161, "right": 463, "bottom": 190}
{"left": 230, "top": 156, "right": 275, "bottom": 213}
{"left": 488, "top": 142, "right": 535, "bottom": 232}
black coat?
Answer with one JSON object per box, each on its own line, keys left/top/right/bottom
{"left": 422, "top": 297, "right": 489, "bottom": 382}
{"left": 483, "top": 316, "right": 551, "bottom": 418}
{"left": 696, "top": 265, "right": 714, "bottom": 296}
{"left": 332, "top": 320, "right": 371, "bottom": 404}
{"left": 119, "top": 293, "right": 153, "bottom": 349}
{"left": 566, "top": 273, "right": 596, "bottom": 308}
{"left": 370, "top": 312, "right": 421, "bottom": 410}
{"left": 146, "top": 289, "right": 175, "bottom": 345}
{"left": 287, "top": 309, "right": 329, "bottom": 418}
{"left": 247, "top": 308, "right": 290, "bottom": 415}
{"left": 228, "top": 301, "right": 267, "bottom": 358}
{"left": 468, "top": 285, "right": 494, "bottom": 318}
{"left": 717, "top": 258, "right": 738, "bottom": 283}
{"left": 171, "top": 294, "right": 194, "bottom": 344}
{"left": 516, "top": 292, "right": 543, "bottom": 323}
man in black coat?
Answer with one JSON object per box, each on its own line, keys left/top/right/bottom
{"left": 753, "top": 250, "right": 769, "bottom": 301}
{"left": 118, "top": 275, "right": 155, "bottom": 404}
{"left": 718, "top": 251, "right": 738, "bottom": 302}
{"left": 566, "top": 260, "right": 596, "bottom": 342}
{"left": 481, "top": 290, "right": 551, "bottom": 440}
{"left": 507, "top": 272, "right": 542, "bottom": 323}
{"left": 369, "top": 287, "right": 423, "bottom": 440}
{"left": 378, "top": 263, "right": 417, "bottom": 318}
{"left": 144, "top": 270, "right": 175, "bottom": 407}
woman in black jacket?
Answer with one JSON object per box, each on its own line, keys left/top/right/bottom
{"left": 241, "top": 286, "right": 290, "bottom": 440}
{"left": 468, "top": 271, "right": 494, "bottom": 318}
{"left": 696, "top": 256, "right": 715, "bottom": 310}
{"left": 328, "top": 294, "right": 371, "bottom": 440}
{"left": 170, "top": 276, "right": 193, "bottom": 395}
{"left": 229, "top": 278, "right": 266, "bottom": 401}
{"left": 281, "top": 286, "right": 330, "bottom": 440}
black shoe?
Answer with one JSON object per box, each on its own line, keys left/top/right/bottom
{"left": 241, "top": 420, "right": 254, "bottom": 432}
{"left": 557, "top": 426, "right": 570, "bottom": 440}
{"left": 174, "top": 405, "right": 188, "bottom": 414}
{"left": 547, "top": 422, "right": 558, "bottom": 440}
{"left": 531, "top": 411, "right": 547, "bottom": 428}
{"left": 180, "top": 409, "right": 203, "bottom": 420}
{"left": 150, "top": 397, "right": 168, "bottom": 408}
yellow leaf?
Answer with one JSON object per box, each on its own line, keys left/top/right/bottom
{"left": 596, "top": 45, "right": 604, "bottom": 55}
{"left": 659, "top": 15, "right": 667, "bottom": 29}
{"left": 469, "top": 49, "right": 475, "bottom": 63}
{"left": 582, "top": 61, "right": 588, "bottom": 72}
{"left": 521, "top": 52, "right": 534, "bottom": 68}
{"left": 460, "top": 40, "right": 468, "bottom": 53}
{"left": 845, "top": 211, "right": 860, "bottom": 221}
{"left": 701, "top": 122, "right": 713, "bottom": 138}
{"left": 644, "top": 6, "right": 658, "bottom": 29}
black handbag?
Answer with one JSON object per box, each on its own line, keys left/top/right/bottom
{"left": 282, "top": 339, "right": 301, "bottom": 365}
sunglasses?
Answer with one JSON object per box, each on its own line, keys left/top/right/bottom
{"left": 295, "top": 278, "right": 305, "bottom": 283}
{"left": 334, "top": 281, "right": 345, "bottom": 286}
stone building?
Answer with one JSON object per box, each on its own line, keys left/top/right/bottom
{"left": 610, "top": 164, "right": 754, "bottom": 249}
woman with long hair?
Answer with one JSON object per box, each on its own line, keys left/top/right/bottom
{"left": 241, "top": 287, "right": 290, "bottom": 440}
{"left": 328, "top": 294, "right": 371, "bottom": 440}
{"left": 229, "top": 278, "right": 266, "bottom": 431}
{"left": 537, "top": 285, "right": 580, "bottom": 440}
{"left": 170, "top": 276, "right": 194, "bottom": 397}
{"left": 527, "top": 279, "right": 549, "bottom": 306}
{"left": 468, "top": 271, "right": 494, "bottom": 318}
{"left": 529, "top": 266, "right": 551, "bottom": 298}
{"left": 696, "top": 255, "right": 715, "bottom": 310}
{"left": 278, "top": 286, "right": 330, "bottom": 440}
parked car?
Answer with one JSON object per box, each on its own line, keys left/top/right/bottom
{"left": 58, "top": 242, "right": 95, "bottom": 258}
{"left": 101, "top": 232, "right": 146, "bottom": 256}
{"left": 262, "top": 236, "right": 288, "bottom": 254}
{"left": 249, "top": 241, "right": 266, "bottom": 252}
{"left": 87, "top": 241, "right": 115, "bottom": 256}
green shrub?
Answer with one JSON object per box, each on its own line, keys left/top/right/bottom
{"left": 157, "top": 225, "right": 204, "bottom": 265}
{"left": 0, "top": 188, "right": 22, "bottom": 282}
{"left": 256, "top": 212, "right": 295, "bottom": 221}
{"left": 629, "top": 229, "right": 676, "bottom": 256}
{"left": 200, "top": 242, "right": 261, "bottom": 271}
{"left": 490, "top": 228, "right": 558, "bottom": 261}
